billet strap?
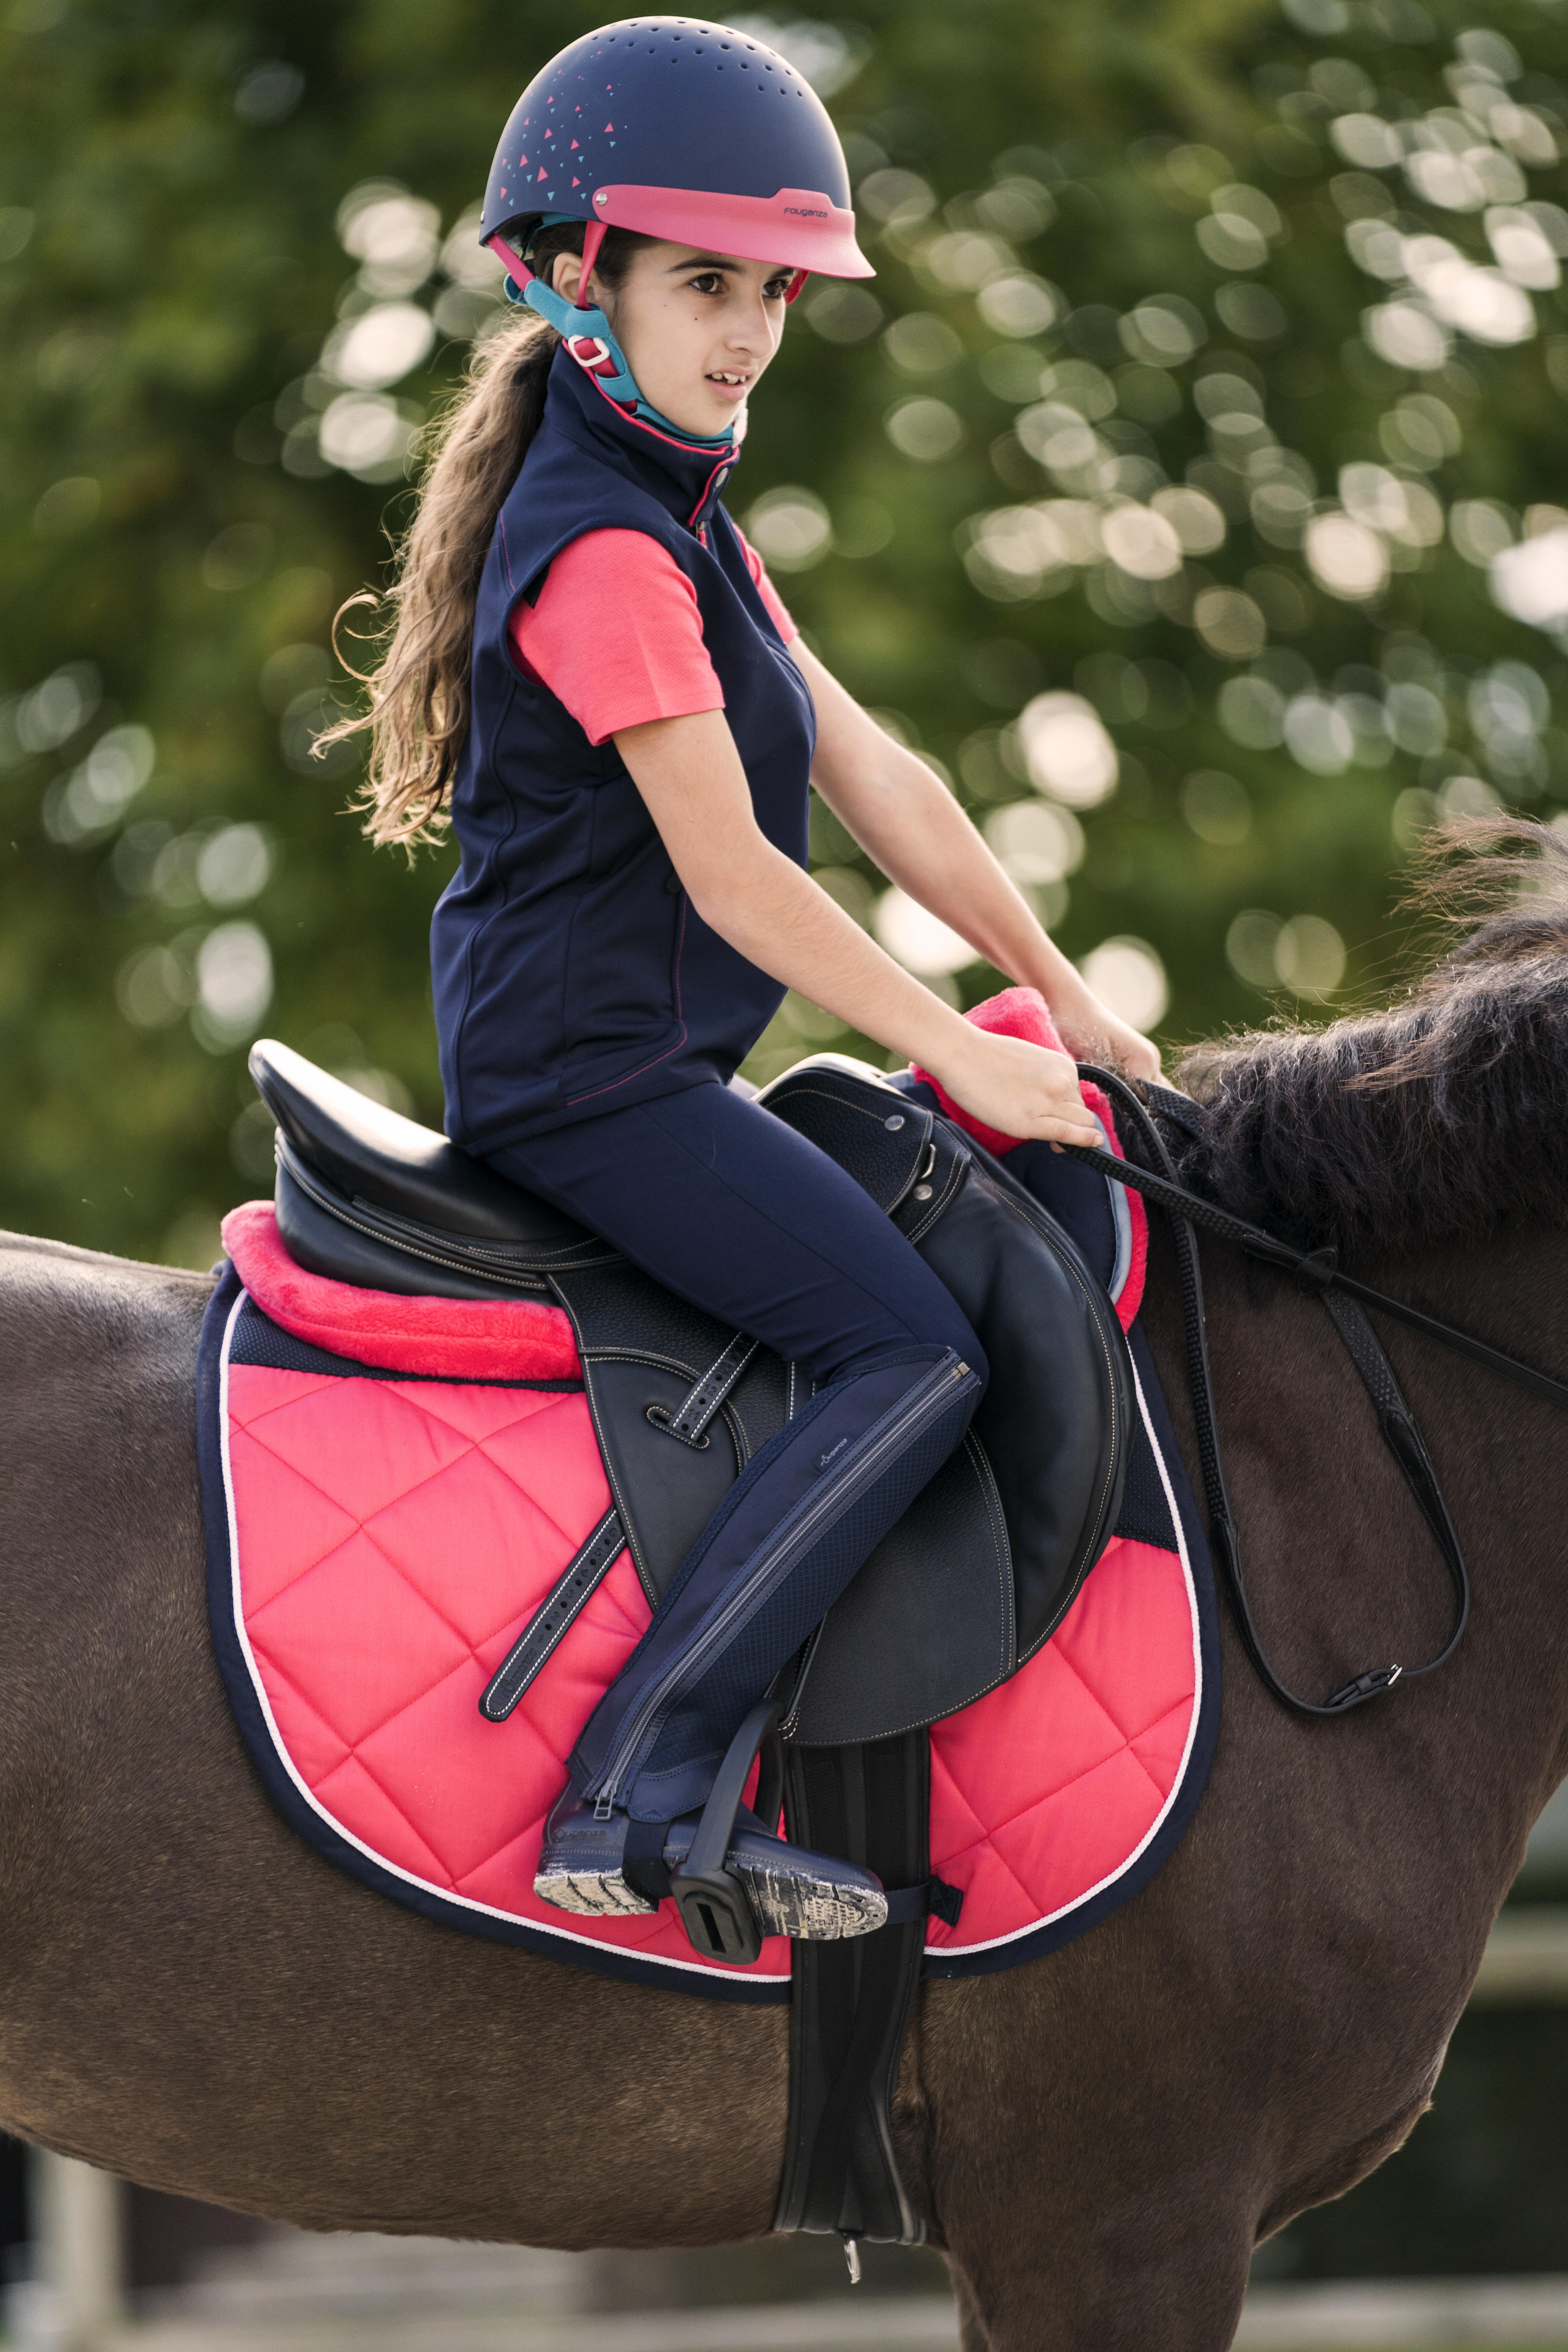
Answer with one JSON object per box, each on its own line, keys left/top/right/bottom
{"left": 1066, "top": 1069, "right": 1475, "bottom": 1717}
{"left": 478, "top": 1508, "right": 626, "bottom": 1721}
{"left": 650, "top": 1332, "right": 760, "bottom": 1449}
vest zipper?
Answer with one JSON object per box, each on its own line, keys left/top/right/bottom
{"left": 590, "top": 1354, "right": 976, "bottom": 1810}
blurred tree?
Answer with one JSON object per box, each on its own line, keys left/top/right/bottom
{"left": 2, "top": 0, "right": 1567, "bottom": 1263}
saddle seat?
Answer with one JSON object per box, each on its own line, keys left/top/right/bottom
{"left": 256, "top": 1041, "right": 610, "bottom": 1298}
{"left": 248, "top": 1040, "right": 1131, "bottom": 1746}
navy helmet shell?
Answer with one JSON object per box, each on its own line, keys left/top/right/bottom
{"left": 480, "top": 15, "right": 872, "bottom": 279}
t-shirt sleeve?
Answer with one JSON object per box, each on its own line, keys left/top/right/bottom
{"left": 508, "top": 529, "right": 725, "bottom": 747}
{"left": 733, "top": 526, "right": 799, "bottom": 643}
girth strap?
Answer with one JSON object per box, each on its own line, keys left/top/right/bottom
{"left": 1068, "top": 1069, "right": 1480, "bottom": 1718}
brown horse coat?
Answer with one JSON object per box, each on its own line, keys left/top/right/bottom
{"left": 1, "top": 824, "right": 1565, "bottom": 2349}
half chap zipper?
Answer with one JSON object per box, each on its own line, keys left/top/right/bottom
{"left": 589, "top": 1354, "right": 976, "bottom": 1811}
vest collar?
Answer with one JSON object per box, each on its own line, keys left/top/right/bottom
{"left": 543, "top": 347, "right": 740, "bottom": 537}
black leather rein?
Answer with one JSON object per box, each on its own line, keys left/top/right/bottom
{"left": 1065, "top": 1065, "right": 1568, "bottom": 1719}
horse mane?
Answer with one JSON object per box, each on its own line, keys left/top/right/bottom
{"left": 1165, "top": 817, "right": 1568, "bottom": 1256}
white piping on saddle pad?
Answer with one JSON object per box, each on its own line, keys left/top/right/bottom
{"left": 216, "top": 1288, "right": 787, "bottom": 1985}
{"left": 219, "top": 1288, "right": 1201, "bottom": 1977}
{"left": 932, "top": 1346, "right": 1203, "bottom": 1956}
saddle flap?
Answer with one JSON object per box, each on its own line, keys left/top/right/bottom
{"left": 250, "top": 1039, "right": 583, "bottom": 1249}
{"left": 787, "top": 1435, "right": 1015, "bottom": 1746}
{"left": 915, "top": 1152, "right": 1131, "bottom": 1664}
{"left": 759, "top": 1058, "right": 934, "bottom": 1214}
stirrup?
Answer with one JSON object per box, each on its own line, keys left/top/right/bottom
{"left": 669, "top": 1699, "right": 783, "bottom": 1967}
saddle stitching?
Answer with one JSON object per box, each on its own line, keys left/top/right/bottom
{"left": 655, "top": 1331, "right": 760, "bottom": 1447}
{"left": 722, "top": 1395, "right": 757, "bottom": 1466}
{"left": 278, "top": 1139, "right": 613, "bottom": 1286}
{"left": 546, "top": 1278, "right": 661, "bottom": 1605}
{"left": 479, "top": 1505, "right": 628, "bottom": 1719}
{"left": 896, "top": 1144, "right": 967, "bottom": 1243}
{"left": 967, "top": 1431, "right": 1015, "bottom": 1676}
{"left": 578, "top": 1346, "right": 708, "bottom": 1374}
{"left": 764, "top": 1083, "right": 927, "bottom": 1214}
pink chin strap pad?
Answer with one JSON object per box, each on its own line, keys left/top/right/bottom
{"left": 576, "top": 219, "right": 606, "bottom": 305}
{"left": 486, "top": 232, "right": 534, "bottom": 290}
{"left": 484, "top": 225, "right": 606, "bottom": 309}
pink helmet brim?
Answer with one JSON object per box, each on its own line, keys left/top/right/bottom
{"left": 589, "top": 183, "right": 873, "bottom": 279}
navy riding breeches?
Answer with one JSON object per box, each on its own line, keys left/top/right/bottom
{"left": 486, "top": 1081, "right": 987, "bottom": 1820}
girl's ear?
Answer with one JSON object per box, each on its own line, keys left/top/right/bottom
{"left": 550, "top": 251, "right": 584, "bottom": 303}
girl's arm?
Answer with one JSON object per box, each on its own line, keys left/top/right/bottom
{"left": 613, "top": 708, "right": 1102, "bottom": 1149}
{"left": 791, "top": 641, "right": 1161, "bottom": 1083}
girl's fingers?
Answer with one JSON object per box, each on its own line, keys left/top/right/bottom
{"left": 1038, "top": 1120, "right": 1100, "bottom": 1145}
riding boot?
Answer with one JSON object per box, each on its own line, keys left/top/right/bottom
{"left": 534, "top": 1795, "right": 889, "bottom": 1940}
{"left": 534, "top": 1345, "right": 982, "bottom": 1939}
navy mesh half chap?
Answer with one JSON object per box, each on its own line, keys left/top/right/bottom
{"left": 486, "top": 1082, "right": 987, "bottom": 1820}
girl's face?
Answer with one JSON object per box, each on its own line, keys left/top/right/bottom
{"left": 552, "top": 241, "right": 793, "bottom": 438}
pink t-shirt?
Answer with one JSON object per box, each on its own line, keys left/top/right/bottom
{"left": 507, "top": 526, "right": 798, "bottom": 748}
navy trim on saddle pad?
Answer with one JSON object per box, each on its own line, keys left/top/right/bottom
{"left": 199, "top": 1241, "right": 1220, "bottom": 2002}
{"left": 197, "top": 1263, "right": 784, "bottom": 2006}
{"left": 921, "top": 1317, "right": 1221, "bottom": 1981}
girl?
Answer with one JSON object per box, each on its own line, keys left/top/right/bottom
{"left": 333, "top": 17, "right": 1160, "bottom": 1953}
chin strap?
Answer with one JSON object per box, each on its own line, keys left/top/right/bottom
{"left": 485, "top": 229, "right": 737, "bottom": 455}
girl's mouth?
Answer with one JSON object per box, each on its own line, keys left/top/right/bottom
{"left": 705, "top": 371, "right": 751, "bottom": 401}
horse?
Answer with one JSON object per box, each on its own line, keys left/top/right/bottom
{"left": 1, "top": 819, "right": 1565, "bottom": 2352}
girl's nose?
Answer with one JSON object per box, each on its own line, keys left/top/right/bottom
{"left": 729, "top": 302, "right": 775, "bottom": 353}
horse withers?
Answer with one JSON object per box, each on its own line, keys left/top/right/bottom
{"left": 0, "top": 821, "right": 1564, "bottom": 2351}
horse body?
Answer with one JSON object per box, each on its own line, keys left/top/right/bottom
{"left": 924, "top": 1215, "right": 1566, "bottom": 2348}
{"left": 2, "top": 834, "right": 1566, "bottom": 2349}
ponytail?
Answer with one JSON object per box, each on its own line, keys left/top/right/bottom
{"left": 324, "top": 221, "right": 642, "bottom": 848}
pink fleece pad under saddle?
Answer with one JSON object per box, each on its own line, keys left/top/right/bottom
{"left": 202, "top": 1004, "right": 1218, "bottom": 1998}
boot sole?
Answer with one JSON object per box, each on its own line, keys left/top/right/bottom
{"left": 533, "top": 1865, "right": 656, "bottom": 1919}
{"left": 733, "top": 1856, "right": 887, "bottom": 1942}
{"left": 534, "top": 1853, "right": 884, "bottom": 1940}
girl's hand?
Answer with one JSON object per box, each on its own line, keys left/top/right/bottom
{"left": 929, "top": 1027, "right": 1103, "bottom": 1149}
{"left": 1053, "top": 995, "right": 1163, "bottom": 1085}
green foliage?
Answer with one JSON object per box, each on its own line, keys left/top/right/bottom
{"left": 3, "top": 0, "right": 1568, "bottom": 1260}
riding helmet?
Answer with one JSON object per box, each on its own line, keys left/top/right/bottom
{"left": 479, "top": 15, "right": 873, "bottom": 283}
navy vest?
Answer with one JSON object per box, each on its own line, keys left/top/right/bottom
{"left": 432, "top": 350, "right": 817, "bottom": 1151}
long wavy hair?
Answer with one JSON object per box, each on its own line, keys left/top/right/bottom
{"left": 321, "top": 220, "right": 646, "bottom": 848}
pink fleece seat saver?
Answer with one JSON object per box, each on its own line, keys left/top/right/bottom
{"left": 211, "top": 992, "right": 1213, "bottom": 1995}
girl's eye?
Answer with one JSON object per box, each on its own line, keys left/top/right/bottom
{"left": 689, "top": 272, "right": 724, "bottom": 294}
{"left": 765, "top": 278, "right": 791, "bottom": 301}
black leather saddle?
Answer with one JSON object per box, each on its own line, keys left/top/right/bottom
{"left": 249, "top": 1040, "right": 1132, "bottom": 1744}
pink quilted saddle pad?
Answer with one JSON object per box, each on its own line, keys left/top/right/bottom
{"left": 200, "top": 1224, "right": 1218, "bottom": 2002}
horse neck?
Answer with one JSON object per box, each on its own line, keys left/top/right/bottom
{"left": 1385, "top": 1215, "right": 1568, "bottom": 1803}
{"left": 1151, "top": 1212, "right": 1568, "bottom": 1900}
